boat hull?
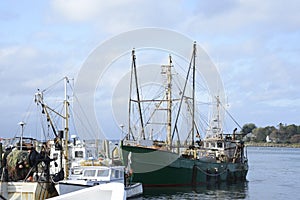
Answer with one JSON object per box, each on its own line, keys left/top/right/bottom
{"left": 121, "top": 145, "right": 248, "bottom": 187}
{"left": 56, "top": 182, "right": 143, "bottom": 198}
{"left": 0, "top": 182, "right": 58, "bottom": 200}
{"left": 51, "top": 183, "right": 126, "bottom": 200}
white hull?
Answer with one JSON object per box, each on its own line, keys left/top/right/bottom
{"left": 49, "top": 182, "right": 125, "bottom": 200}
{"left": 125, "top": 182, "right": 143, "bottom": 198}
{"left": 0, "top": 182, "right": 57, "bottom": 200}
{"left": 55, "top": 182, "right": 143, "bottom": 199}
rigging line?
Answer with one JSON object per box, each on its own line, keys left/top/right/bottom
{"left": 11, "top": 96, "right": 36, "bottom": 139}
{"left": 166, "top": 63, "right": 184, "bottom": 95}
{"left": 150, "top": 86, "right": 165, "bottom": 100}
{"left": 72, "top": 109, "right": 94, "bottom": 139}
{"left": 131, "top": 87, "right": 166, "bottom": 131}
{"left": 132, "top": 49, "right": 145, "bottom": 139}
{"left": 197, "top": 121, "right": 207, "bottom": 137}
{"left": 184, "top": 99, "right": 198, "bottom": 142}
{"left": 196, "top": 101, "right": 213, "bottom": 105}
{"left": 140, "top": 67, "right": 161, "bottom": 101}
{"left": 72, "top": 94, "right": 98, "bottom": 139}
{"left": 144, "top": 99, "right": 163, "bottom": 127}
{"left": 43, "top": 100, "right": 64, "bottom": 131}
{"left": 142, "top": 90, "right": 166, "bottom": 122}
{"left": 48, "top": 107, "right": 59, "bottom": 135}
{"left": 171, "top": 48, "right": 194, "bottom": 141}
{"left": 195, "top": 81, "right": 208, "bottom": 92}
{"left": 68, "top": 106, "right": 78, "bottom": 136}
{"left": 195, "top": 110, "right": 210, "bottom": 126}
{"left": 37, "top": 103, "right": 49, "bottom": 140}
{"left": 38, "top": 109, "right": 47, "bottom": 140}
{"left": 21, "top": 96, "right": 35, "bottom": 124}
{"left": 172, "top": 75, "right": 188, "bottom": 98}
{"left": 174, "top": 57, "right": 210, "bottom": 92}
{"left": 218, "top": 98, "right": 242, "bottom": 130}
{"left": 172, "top": 58, "right": 189, "bottom": 76}
{"left": 41, "top": 77, "right": 65, "bottom": 93}
{"left": 34, "top": 102, "right": 39, "bottom": 139}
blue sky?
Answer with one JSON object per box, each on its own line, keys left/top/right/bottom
{"left": 0, "top": 0, "right": 300, "bottom": 140}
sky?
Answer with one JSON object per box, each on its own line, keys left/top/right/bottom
{"left": 0, "top": 0, "right": 300, "bottom": 140}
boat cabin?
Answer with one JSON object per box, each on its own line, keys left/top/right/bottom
{"left": 69, "top": 166, "right": 125, "bottom": 185}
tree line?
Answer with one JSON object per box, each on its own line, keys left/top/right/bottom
{"left": 240, "top": 123, "right": 300, "bottom": 144}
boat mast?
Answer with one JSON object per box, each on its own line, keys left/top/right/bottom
{"left": 192, "top": 42, "right": 196, "bottom": 146}
{"left": 131, "top": 49, "right": 145, "bottom": 140}
{"left": 128, "top": 56, "right": 133, "bottom": 140}
{"left": 64, "top": 76, "right": 69, "bottom": 179}
{"left": 166, "top": 55, "right": 173, "bottom": 149}
{"left": 216, "top": 95, "right": 222, "bottom": 138}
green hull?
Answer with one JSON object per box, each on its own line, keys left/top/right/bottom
{"left": 121, "top": 145, "right": 248, "bottom": 187}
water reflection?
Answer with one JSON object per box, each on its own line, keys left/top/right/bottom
{"left": 139, "top": 181, "right": 249, "bottom": 200}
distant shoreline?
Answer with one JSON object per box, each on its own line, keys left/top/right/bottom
{"left": 245, "top": 142, "right": 300, "bottom": 148}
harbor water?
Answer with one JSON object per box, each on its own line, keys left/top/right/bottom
{"left": 132, "top": 147, "right": 300, "bottom": 199}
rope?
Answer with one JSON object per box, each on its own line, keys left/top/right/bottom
{"left": 41, "top": 77, "right": 65, "bottom": 93}
{"left": 194, "top": 164, "right": 228, "bottom": 177}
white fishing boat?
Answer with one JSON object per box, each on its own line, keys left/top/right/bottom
{"left": 0, "top": 77, "right": 72, "bottom": 200}
{"left": 47, "top": 182, "right": 126, "bottom": 200}
{"left": 55, "top": 165, "right": 143, "bottom": 199}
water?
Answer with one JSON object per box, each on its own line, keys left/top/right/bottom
{"left": 131, "top": 147, "right": 300, "bottom": 199}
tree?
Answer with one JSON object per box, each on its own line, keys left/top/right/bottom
{"left": 241, "top": 123, "right": 257, "bottom": 135}
{"left": 286, "top": 124, "right": 297, "bottom": 137}
{"left": 290, "top": 135, "right": 300, "bottom": 143}
{"left": 241, "top": 123, "right": 300, "bottom": 144}
{"left": 252, "top": 128, "right": 267, "bottom": 142}
{"left": 270, "top": 130, "right": 281, "bottom": 143}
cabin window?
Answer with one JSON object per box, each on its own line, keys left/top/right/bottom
{"left": 114, "top": 170, "right": 119, "bottom": 178}
{"left": 97, "top": 169, "right": 109, "bottom": 177}
{"left": 73, "top": 169, "right": 83, "bottom": 175}
{"left": 217, "top": 142, "right": 223, "bottom": 148}
{"left": 111, "top": 170, "right": 119, "bottom": 178}
{"left": 75, "top": 151, "right": 84, "bottom": 158}
{"left": 83, "top": 170, "right": 96, "bottom": 177}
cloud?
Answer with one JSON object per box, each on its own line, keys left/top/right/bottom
{"left": 49, "top": 0, "right": 187, "bottom": 34}
{"left": 1, "top": 0, "right": 300, "bottom": 139}
{"left": 51, "top": 0, "right": 104, "bottom": 22}
{"left": 194, "top": 0, "right": 300, "bottom": 34}
{"left": 263, "top": 98, "right": 300, "bottom": 108}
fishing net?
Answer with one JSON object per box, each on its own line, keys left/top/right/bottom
{"left": 6, "top": 149, "right": 31, "bottom": 181}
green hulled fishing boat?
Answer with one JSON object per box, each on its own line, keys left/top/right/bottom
{"left": 121, "top": 43, "right": 248, "bottom": 187}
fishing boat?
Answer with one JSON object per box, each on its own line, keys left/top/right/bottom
{"left": 0, "top": 137, "right": 59, "bottom": 199}
{"left": 55, "top": 165, "right": 143, "bottom": 198}
{"left": 120, "top": 43, "right": 248, "bottom": 187}
{"left": 49, "top": 182, "right": 126, "bottom": 200}
{"left": 0, "top": 78, "right": 72, "bottom": 199}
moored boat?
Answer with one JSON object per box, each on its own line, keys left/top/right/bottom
{"left": 55, "top": 165, "right": 143, "bottom": 198}
{"left": 0, "top": 138, "right": 59, "bottom": 199}
{"left": 0, "top": 78, "right": 73, "bottom": 199}
{"left": 120, "top": 43, "right": 248, "bottom": 187}
{"left": 48, "top": 182, "right": 126, "bottom": 200}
